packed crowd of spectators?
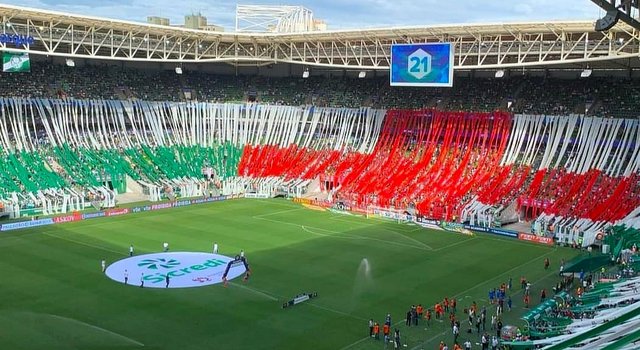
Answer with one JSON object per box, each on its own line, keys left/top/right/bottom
{"left": 0, "top": 61, "right": 639, "bottom": 118}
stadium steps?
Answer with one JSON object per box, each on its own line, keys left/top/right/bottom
{"left": 544, "top": 303, "right": 640, "bottom": 350}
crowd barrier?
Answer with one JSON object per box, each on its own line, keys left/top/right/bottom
{"left": 0, "top": 195, "right": 238, "bottom": 232}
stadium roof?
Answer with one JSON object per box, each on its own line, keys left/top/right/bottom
{"left": 1, "top": 4, "right": 639, "bottom": 70}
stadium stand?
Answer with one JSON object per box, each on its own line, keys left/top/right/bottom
{"left": 2, "top": 61, "right": 640, "bottom": 116}
{"left": 0, "top": 60, "right": 639, "bottom": 250}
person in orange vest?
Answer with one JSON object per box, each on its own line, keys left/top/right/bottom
{"left": 435, "top": 303, "right": 442, "bottom": 319}
{"left": 383, "top": 323, "right": 390, "bottom": 342}
{"left": 417, "top": 304, "right": 424, "bottom": 319}
{"left": 373, "top": 322, "right": 380, "bottom": 340}
{"left": 453, "top": 342, "right": 463, "bottom": 350}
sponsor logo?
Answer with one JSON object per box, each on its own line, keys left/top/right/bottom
{"left": 374, "top": 209, "right": 413, "bottom": 222}
{"left": 174, "top": 200, "right": 191, "bottom": 207}
{"left": 0, "top": 34, "right": 35, "bottom": 47}
{"left": 105, "top": 252, "right": 245, "bottom": 288}
{"left": 0, "top": 218, "right": 54, "bottom": 231}
{"left": 417, "top": 217, "right": 440, "bottom": 226}
{"left": 82, "top": 211, "right": 106, "bottom": 219}
{"left": 137, "top": 258, "right": 181, "bottom": 270}
{"left": 244, "top": 193, "right": 270, "bottom": 199}
{"left": 489, "top": 228, "right": 518, "bottom": 238}
{"left": 53, "top": 214, "right": 81, "bottom": 224}
{"left": 442, "top": 222, "right": 474, "bottom": 236}
{"left": 518, "top": 233, "right": 554, "bottom": 246}
{"left": 293, "top": 197, "right": 314, "bottom": 205}
{"left": 462, "top": 224, "right": 518, "bottom": 238}
{"left": 151, "top": 203, "right": 172, "bottom": 211}
{"left": 105, "top": 208, "right": 130, "bottom": 217}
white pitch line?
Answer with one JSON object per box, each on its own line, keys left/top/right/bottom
{"left": 338, "top": 336, "right": 370, "bottom": 350}
{"left": 306, "top": 302, "right": 368, "bottom": 322}
{"left": 253, "top": 213, "right": 432, "bottom": 251}
{"left": 300, "top": 225, "right": 432, "bottom": 252}
{"left": 339, "top": 317, "right": 409, "bottom": 350}
{"left": 47, "top": 314, "right": 144, "bottom": 347}
{"left": 42, "top": 232, "right": 124, "bottom": 256}
{"left": 251, "top": 207, "right": 304, "bottom": 218}
{"left": 340, "top": 247, "right": 560, "bottom": 350}
{"left": 383, "top": 228, "right": 433, "bottom": 250}
{"left": 254, "top": 199, "right": 300, "bottom": 208}
{"left": 433, "top": 236, "right": 478, "bottom": 252}
{"left": 228, "top": 282, "right": 279, "bottom": 301}
{"left": 408, "top": 247, "right": 560, "bottom": 350}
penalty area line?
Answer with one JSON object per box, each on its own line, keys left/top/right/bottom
{"left": 47, "top": 314, "right": 144, "bottom": 347}
{"left": 383, "top": 228, "right": 433, "bottom": 250}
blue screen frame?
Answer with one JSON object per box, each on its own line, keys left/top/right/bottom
{"left": 390, "top": 43, "right": 454, "bottom": 87}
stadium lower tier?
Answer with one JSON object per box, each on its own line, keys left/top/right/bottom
{"left": 0, "top": 99, "right": 638, "bottom": 246}
{"left": 238, "top": 109, "right": 640, "bottom": 225}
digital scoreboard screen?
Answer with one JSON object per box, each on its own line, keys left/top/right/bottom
{"left": 390, "top": 43, "right": 454, "bottom": 87}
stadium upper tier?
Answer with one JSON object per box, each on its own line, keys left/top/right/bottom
{"left": 2, "top": 61, "right": 640, "bottom": 117}
{"left": 1, "top": 4, "right": 640, "bottom": 69}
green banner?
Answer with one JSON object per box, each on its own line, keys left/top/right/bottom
{"left": 3, "top": 52, "right": 30, "bottom": 72}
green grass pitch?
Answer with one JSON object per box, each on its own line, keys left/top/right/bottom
{"left": 0, "top": 199, "right": 581, "bottom": 350}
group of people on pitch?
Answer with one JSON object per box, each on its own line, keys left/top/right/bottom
{"left": 368, "top": 314, "right": 401, "bottom": 348}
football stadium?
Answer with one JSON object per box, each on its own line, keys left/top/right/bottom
{"left": 1, "top": 1, "right": 640, "bottom": 349}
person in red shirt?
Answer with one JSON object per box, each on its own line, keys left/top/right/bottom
{"left": 383, "top": 323, "right": 390, "bottom": 342}
{"left": 444, "top": 297, "right": 450, "bottom": 312}
{"left": 451, "top": 298, "right": 457, "bottom": 313}
{"left": 425, "top": 309, "right": 432, "bottom": 326}
{"left": 373, "top": 322, "right": 380, "bottom": 340}
{"left": 417, "top": 304, "right": 424, "bottom": 319}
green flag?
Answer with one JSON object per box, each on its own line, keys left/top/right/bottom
{"left": 3, "top": 52, "right": 30, "bottom": 72}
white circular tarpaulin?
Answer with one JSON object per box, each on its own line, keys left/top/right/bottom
{"left": 105, "top": 252, "right": 246, "bottom": 288}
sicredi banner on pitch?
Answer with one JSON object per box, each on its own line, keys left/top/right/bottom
{"left": 105, "top": 252, "right": 246, "bottom": 288}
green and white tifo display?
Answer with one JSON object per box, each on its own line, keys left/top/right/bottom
{"left": 105, "top": 252, "right": 246, "bottom": 288}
